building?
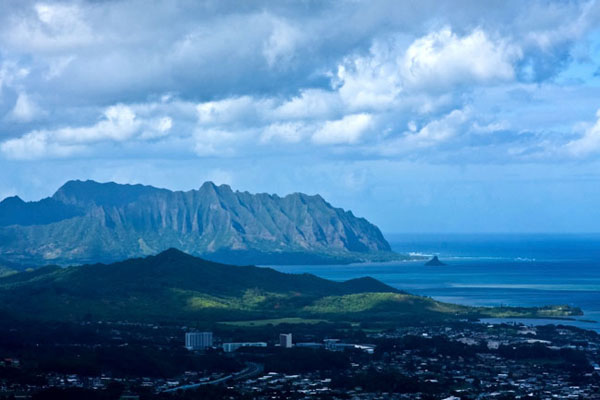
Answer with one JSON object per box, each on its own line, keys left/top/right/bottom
{"left": 279, "top": 333, "right": 292, "bottom": 348}
{"left": 295, "top": 342, "right": 323, "bottom": 349}
{"left": 323, "top": 339, "right": 375, "bottom": 354}
{"left": 185, "top": 332, "right": 213, "bottom": 350}
{"left": 222, "top": 342, "right": 267, "bottom": 353}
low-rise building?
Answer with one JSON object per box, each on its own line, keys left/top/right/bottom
{"left": 222, "top": 342, "right": 267, "bottom": 352}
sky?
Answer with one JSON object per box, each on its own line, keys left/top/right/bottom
{"left": 1, "top": 0, "right": 600, "bottom": 233}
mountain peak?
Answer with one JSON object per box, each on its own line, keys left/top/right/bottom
{"left": 199, "top": 181, "right": 233, "bottom": 195}
{"left": 53, "top": 180, "right": 165, "bottom": 207}
{"left": 0, "top": 195, "right": 25, "bottom": 205}
{"left": 0, "top": 194, "right": 83, "bottom": 227}
{"left": 200, "top": 181, "right": 217, "bottom": 190}
{"left": 216, "top": 183, "right": 233, "bottom": 193}
{"left": 153, "top": 247, "right": 194, "bottom": 260}
{"left": 158, "top": 247, "right": 186, "bottom": 255}
{"left": 54, "top": 179, "right": 101, "bottom": 194}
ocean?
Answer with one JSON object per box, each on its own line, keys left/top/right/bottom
{"left": 269, "top": 234, "right": 600, "bottom": 332}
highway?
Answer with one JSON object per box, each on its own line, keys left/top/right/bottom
{"left": 162, "top": 362, "right": 263, "bottom": 393}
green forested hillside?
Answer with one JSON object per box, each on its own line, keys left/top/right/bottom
{"left": 0, "top": 249, "right": 581, "bottom": 324}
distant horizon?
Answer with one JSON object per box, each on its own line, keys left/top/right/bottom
{"left": 385, "top": 232, "right": 600, "bottom": 236}
{"left": 2, "top": 177, "right": 600, "bottom": 235}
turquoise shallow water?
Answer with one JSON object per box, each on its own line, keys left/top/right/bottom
{"left": 268, "top": 234, "right": 600, "bottom": 332}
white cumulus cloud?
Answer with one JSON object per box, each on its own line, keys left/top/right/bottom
{"left": 333, "top": 27, "right": 522, "bottom": 113}
{"left": 270, "top": 89, "right": 341, "bottom": 120}
{"left": 1, "top": 104, "right": 173, "bottom": 159}
{"left": 335, "top": 41, "right": 403, "bottom": 110}
{"left": 261, "top": 122, "right": 310, "bottom": 143}
{"left": 312, "top": 113, "right": 373, "bottom": 145}
{"left": 565, "top": 109, "right": 600, "bottom": 157}
{"left": 0, "top": 132, "right": 84, "bottom": 160}
{"left": 401, "top": 28, "right": 522, "bottom": 90}
{"left": 196, "top": 96, "right": 269, "bottom": 126}
{"left": 375, "top": 109, "right": 470, "bottom": 156}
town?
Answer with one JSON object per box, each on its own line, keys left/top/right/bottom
{"left": 1, "top": 319, "right": 599, "bottom": 399}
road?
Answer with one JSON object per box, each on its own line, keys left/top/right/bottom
{"left": 232, "top": 361, "right": 263, "bottom": 381}
{"left": 162, "top": 362, "right": 263, "bottom": 393}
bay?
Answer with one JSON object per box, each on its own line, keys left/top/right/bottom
{"left": 269, "top": 234, "right": 600, "bottom": 331}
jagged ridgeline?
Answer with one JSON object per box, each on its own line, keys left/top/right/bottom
{"left": 0, "top": 180, "right": 399, "bottom": 266}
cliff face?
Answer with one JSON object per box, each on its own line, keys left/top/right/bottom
{"left": 0, "top": 180, "right": 395, "bottom": 265}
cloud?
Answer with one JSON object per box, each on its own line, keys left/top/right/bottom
{"left": 565, "top": 109, "right": 600, "bottom": 157}
{"left": 261, "top": 122, "right": 310, "bottom": 143}
{"left": 6, "top": 92, "right": 44, "bottom": 122}
{"left": 334, "top": 27, "right": 522, "bottom": 113}
{"left": 139, "top": 116, "right": 172, "bottom": 139}
{"left": 176, "top": 27, "right": 528, "bottom": 154}
{"left": 270, "top": 89, "right": 341, "bottom": 120}
{"left": 471, "top": 120, "right": 510, "bottom": 134}
{"left": 312, "top": 113, "right": 373, "bottom": 145}
{"left": 156, "top": 116, "right": 172, "bottom": 132}
{"left": 0, "top": 0, "right": 594, "bottom": 105}
{"left": 372, "top": 109, "right": 469, "bottom": 156}
{"left": 401, "top": 28, "right": 522, "bottom": 90}
{"left": 0, "top": 132, "right": 84, "bottom": 160}
{"left": 5, "top": 2, "right": 96, "bottom": 52}
{"left": 196, "top": 96, "right": 269, "bottom": 126}
{"left": 0, "top": 60, "right": 30, "bottom": 95}
{"left": 262, "top": 17, "right": 303, "bottom": 68}
{"left": 56, "top": 104, "right": 139, "bottom": 143}
{"left": 516, "top": 0, "right": 599, "bottom": 81}
{"left": 193, "top": 128, "right": 237, "bottom": 156}
{"left": 1, "top": 104, "right": 172, "bottom": 159}
{"left": 1, "top": 0, "right": 600, "bottom": 235}
{"left": 0, "top": 0, "right": 598, "bottom": 166}
{"left": 404, "top": 109, "right": 469, "bottom": 148}
{"left": 335, "top": 45, "right": 402, "bottom": 111}
{"left": 44, "top": 55, "right": 76, "bottom": 80}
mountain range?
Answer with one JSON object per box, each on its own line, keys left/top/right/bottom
{"left": 0, "top": 180, "right": 398, "bottom": 266}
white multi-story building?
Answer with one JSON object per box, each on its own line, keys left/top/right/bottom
{"left": 279, "top": 333, "right": 292, "bottom": 348}
{"left": 185, "top": 331, "right": 213, "bottom": 350}
{"left": 222, "top": 342, "right": 267, "bottom": 353}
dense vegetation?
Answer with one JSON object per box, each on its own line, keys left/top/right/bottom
{"left": 0, "top": 180, "right": 398, "bottom": 265}
{"left": 0, "top": 249, "right": 582, "bottom": 325}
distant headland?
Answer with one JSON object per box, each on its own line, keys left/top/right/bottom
{"left": 425, "top": 256, "right": 446, "bottom": 266}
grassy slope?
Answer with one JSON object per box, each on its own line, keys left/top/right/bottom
{"left": 301, "top": 292, "right": 582, "bottom": 321}
{"left": 0, "top": 249, "right": 582, "bottom": 324}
